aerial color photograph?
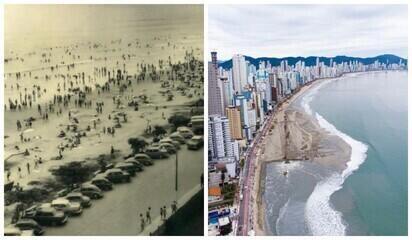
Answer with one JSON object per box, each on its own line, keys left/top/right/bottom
{"left": 4, "top": 4, "right": 204, "bottom": 236}
{"left": 207, "top": 4, "right": 408, "bottom": 236}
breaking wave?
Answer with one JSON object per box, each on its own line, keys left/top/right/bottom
{"left": 300, "top": 78, "right": 368, "bottom": 235}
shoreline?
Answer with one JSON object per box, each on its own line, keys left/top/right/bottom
{"left": 252, "top": 70, "right": 386, "bottom": 235}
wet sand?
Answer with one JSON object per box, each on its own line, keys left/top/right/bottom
{"left": 252, "top": 78, "right": 352, "bottom": 235}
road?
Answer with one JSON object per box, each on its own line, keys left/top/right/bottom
{"left": 237, "top": 113, "right": 275, "bottom": 236}
{"left": 45, "top": 147, "right": 203, "bottom": 235}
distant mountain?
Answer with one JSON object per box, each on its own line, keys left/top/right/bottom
{"left": 218, "top": 54, "right": 407, "bottom": 69}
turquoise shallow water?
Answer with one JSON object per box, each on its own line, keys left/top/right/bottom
{"left": 310, "top": 71, "right": 408, "bottom": 235}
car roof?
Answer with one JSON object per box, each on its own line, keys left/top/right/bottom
{"left": 5, "top": 227, "right": 22, "bottom": 234}
{"left": 115, "top": 162, "right": 133, "bottom": 167}
{"left": 16, "top": 219, "right": 38, "bottom": 225}
{"left": 159, "top": 138, "right": 172, "bottom": 141}
{"left": 66, "top": 192, "right": 83, "bottom": 197}
{"left": 106, "top": 168, "right": 123, "bottom": 173}
{"left": 81, "top": 183, "right": 100, "bottom": 189}
{"left": 52, "top": 198, "right": 70, "bottom": 205}
{"left": 177, "top": 126, "right": 191, "bottom": 130}
{"left": 170, "top": 132, "right": 183, "bottom": 137}
{"left": 134, "top": 153, "right": 150, "bottom": 157}
{"left": 37, "top": 206, "right": 56, "bottom": 213}
{"left": 160, "top": 142, "right": 174, "bottom": 146}
{"left": 125, "top": 159, "right": 139, "bottom": 163}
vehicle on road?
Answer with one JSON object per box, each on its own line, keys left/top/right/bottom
{"left": 169, "top": 132, "right": 186, "bottom": 144}
{"left": 125, "top": 158, "right": 146, "bottom": 169}
{"left": 103, "top": 168, "right": 131, "bottom": 183}
{"left": 133, "top": 154, "right": 153, "bottom": 166}
{"left": 115, "top": 162, "right": 138, "bottom": 176}
{"left": 159, "top": 138, "right": 180, "bottom": 149}
{"left": 54, "top": 188, "right": 71, "bottom": 198}
{"left": 65, "top": 192, "right": 92, "bottom": 208}
{"left": 90, "top": 176, "right": 113, "bottom": 191}
{"left": 72, "top": 183, "right": 103, "bottom": 199}
{"left": 177, "top": 126, "right": 194, "bottom": 139}
{"left": 156, "top": 142, "right": 177, "bottom": 154}
{"left": 145, "top": 146, "right": 169, "bottom": 159}
{"left": 13, "top": 219, "right": 45, "bottom": 235}
{"left": 4, "top": 226, "right": 34, "bottom": 236}
{"left": 50, "top": 198, "right": 83, "bottom": 216}
{"left": 23, "top": 205, "right": 68, "bottom": 226}
{"left": 187, "top": 135, "right": 203, "bottom": 150}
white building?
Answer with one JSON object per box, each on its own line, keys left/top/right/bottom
{"left": 208, "top": 115, "right": 234, "bottom": 161}
{"left": 232, "top": 54, "right": 248, "bottom": 93}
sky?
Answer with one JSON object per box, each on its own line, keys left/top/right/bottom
{"left": 5, "top": 5, "right": 203, "bottom": 53}
{"left": 209, "top": 5, "right": 408, "bottom": 60}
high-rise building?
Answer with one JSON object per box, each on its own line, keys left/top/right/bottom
{"left": 232, "top": 54, "right": 248, "bottom": 93}
{"left": 208, "top": 52, "right": 224, "bottom": 116}
{"left": 208, "top": 115, "right": 234, "bottom": 161}
{"left": 226, "top": 106, "right": 243, "bottom": 140}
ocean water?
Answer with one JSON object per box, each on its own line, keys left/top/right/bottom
{"left": 264, "top": 71, "right": 407, "bottom": 236}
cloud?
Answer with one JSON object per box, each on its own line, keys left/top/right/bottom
{"left": 208, "top": 5, "right": 408, "bottom": 60}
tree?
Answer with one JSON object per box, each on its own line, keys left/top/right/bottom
{"left": 152, "top": 125, "right": 167, "bottom": 137}
{"left": 168, "top": 114, "right": 190, "bottom": 129}
{"left": 51, "top": 162, "right": 93, "bottom": 185}
{"left": 128, "top": 137, "right": 147, "bottom": 154}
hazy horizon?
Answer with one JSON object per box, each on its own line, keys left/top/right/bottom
{"left": 216, "top": 53, "right": 408, "bottom": 62}
{"left": 209, "top": 5, "right": 408, "bottom": 60}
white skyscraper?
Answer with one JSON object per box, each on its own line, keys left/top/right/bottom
{"left": 208, "top": 115, "right": 234, "bottom": 161}
{"left": 232, "top": 54, "right": 248, "bottom": 93}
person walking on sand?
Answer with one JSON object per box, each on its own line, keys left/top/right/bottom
{"left": 140, "top": 213, "right": 145, "bottom": 232}
{"left": 7, "top": 170, "right": 11, "bottom": 182}
{"left": 18, "top": 167, "right": 22, "bottom": 178}
{"left": 146, "top": 207, "right": 152, "bottom": 224}
{"left": 160, "top": 207, "right": 164, "bottom": 220}
{"left": 172, "top": 201, "right": 177, "bottom": 214}
{"left": 163, "top": 206, "right": 167, "bottom": 219}
{"left": 26, "top": 162, "right": 30, "bottom": 175}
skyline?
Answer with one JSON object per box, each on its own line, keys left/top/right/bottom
{"left": 209, "top": 5, "right": 408, "bottom": 60}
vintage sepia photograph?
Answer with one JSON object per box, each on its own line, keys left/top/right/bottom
{"left": 3, "top": 4, "right": 204, "bottom": 236}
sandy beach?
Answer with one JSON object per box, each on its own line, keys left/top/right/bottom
{"left": 252, "top": 77, "right": 352, "bottom": 235}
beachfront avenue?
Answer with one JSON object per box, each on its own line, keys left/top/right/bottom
{"left": 4, "top": 5, "right": 204, "bottom": 236}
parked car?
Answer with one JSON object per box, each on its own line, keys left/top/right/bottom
{"left": 133, "top": 154, "right": 154, "bottom": 166}
{"left": 187, "top": 136, "right": 204, "bottom": 150}
{"left": 92, "top": 163, "right": 115, "bottom": 177}
{"left": 103, "top": 169, "right": 131, "bottom": 183}
{"left": 169, "top": 132, "right": 186, "bottom": 144}
{"left": 157, "top": 143, "right": 177, "bottom": 154}
{"left": 115, "top": 162, "right": 138, "bottom": 176}
{"left": 13, "top": 219, "right": 45, "bottom": 235}
{"left": 124, "top": 158, "right": 146, "bottom": 169}
{"left": 23, "top": 205, "right": 68, "bottom": 226}
{"left": 90, "top": 176, "right": 113, "bottom": 191}
{"left": 177, "top": 126, "right": 194, "bottom": 139}
{"left": 159, "top": 138, "right": 181, "bottom": 149}
{"left": 4, "top": 226, "right": 33, "bottom": 236}
{"left": 145, "top": 146, "right": 169, "bottom": 159}
{"left": 50, "top": 199, "right": 83, "bottom": 216}
{"left": 65, "top": 192, "right": 91, "bottom": 208}
{"left": 72, "top": 183, "right": 103, "bottom": 199}
{"left": 54, "top": 188, "right": 71, "bottom": 198}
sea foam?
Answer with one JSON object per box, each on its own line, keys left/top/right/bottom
{"left": 301, "top": 78, "right": 368, "bottom": 235}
